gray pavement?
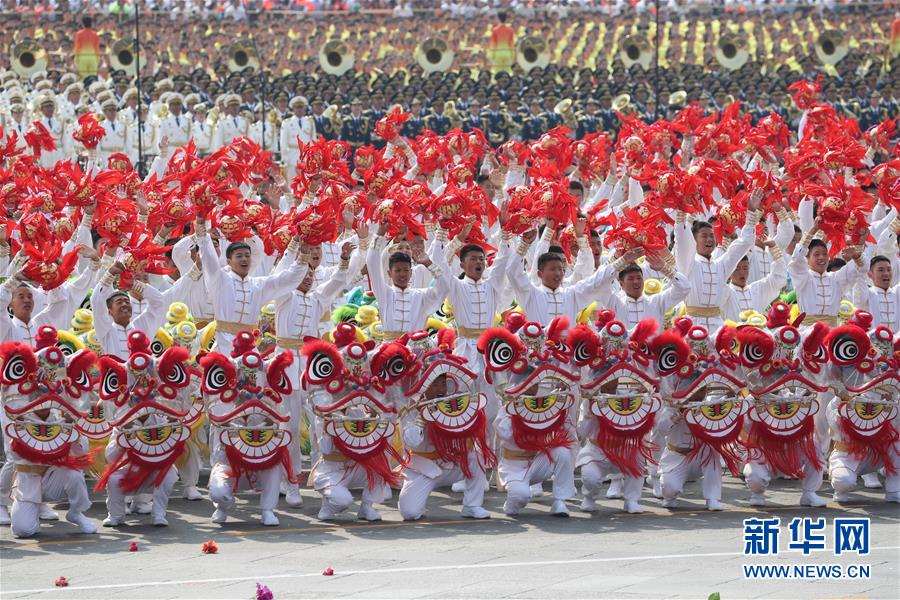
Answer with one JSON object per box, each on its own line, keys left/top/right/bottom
{"left": 1, "top": 475, "right": 898, "bottom": 599}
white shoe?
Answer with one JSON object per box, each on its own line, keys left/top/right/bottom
{"left": 749, "top": 493, "right": 767, "bottom": 507}
{"left": 66, "top": 512, "right": 97, "bottom": 534}
{"left": 151, "top": 515, "right": 168, "bottom": 527}
{"left": 102, "top": 515, "right": 124, "bottom": 527}
{"left": 261, "top": 510, "right": 280, "bottom": 526}
{"left": 833, "top": 491, "right": 851, "bottom": 503}
{"left": 580, "top": 497, "right": 598, "bottom": 512}
{"left": 133, "top": 501, "right": 152, "bottom": 515}
{"left": 606, "top": 479, "right": 624, "bottom": 499}
{"left": 862, "top": 473, "right": 882, "bottom": 489}
{"left": 706, "top": 499, "right": 723, "bottom": 511}
{"left": 624, "top": 500, "right": 644, "bottom": 514}
{"left": 530, "top": 483, "right": 545, "bottom": 498}
{"left": 0, "top": 505, "right": 10, "bottom": 526}
{"left": 650, "top": 477, "right": 663, "bottom": 499}
{"left": 550, "top": 499, "right": 570, "bottom": 517}
{"left": 461, "top": 506, "right": 490, "bottom": 519}
{"left": 183, "top": 486, "right": 202, "bottom": 501}
{"left": 317, "top": 504, "right": 336, "bottom": 521}
{"left": 800, "top": 492, "right": 827, "bottom": 507}
{"left": 39, "top": 504, "right": 59, "bottom": 520}
{"left": 284, "top": 486, "right": 303, "bottom": 507}
{"left": 502, "top": 500, "right": 520, "bottom": 516}
{"left": 884, "top": 492, "right": 900, "bottom": 503}
{"left": 451, "top": 480, "right": 466, "bottom": 493}
{"left": 661, "top": 497, "right": 678, "bottom": 509}
{"left": 211, "top": 508, "right": 228, "bottom": 524}
{"left": 357, "top": 503, "right": 382, "bottom": 521}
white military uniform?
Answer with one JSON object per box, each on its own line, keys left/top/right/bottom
{"left": 212, "top": 113, "right": 248, "bottom": 150}
{"left": 279, "top": 113, "right": 316, "bottom": 180}
{"left": 155, "top": 112, "right": 192, "bottom": 173}
{"left": 97, "top": 116, "right": 128, "bottom": 166}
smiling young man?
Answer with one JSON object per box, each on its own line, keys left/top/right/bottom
{"left": 724, "top": 239, "right": 787, "bottom": 319}
{"left": 195, "top": 216, "right": 310, "bottom": 355}
{"left": 673, "top": 189, "right": 763, "bottom": 333}
{"left": 607, "top": 248, "right": 690, "bottom": 331}
{"left": 853, "top": 255, "right": 900, "bottom": 330}
{"left": 508, "top": 229, "right": 640, "bottom": 328}
{"left": 365, "top": 222, "right": 452, "bottom": 340}
{"left": 788, "top": 218, "right": 864, "bottom": 329}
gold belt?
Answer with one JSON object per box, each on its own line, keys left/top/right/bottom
{"left": 411, "top": 450, "right": 442, "bottom": 460}
{"left": 802, "top": 314, "right": 837, "bottom": 327}
{"left": 456, "top": 326, "right": 487, "bottom": 339}
{"left": 15, "top": 464, "right": 49, "bottom": 475}
{"left": 322, "top": 452, "right": 348, "bottom": 462}
{"left": 215, "top": 320, "right": 254, "bottom": 335}
{"left": 833, "top": 440, "right": 853, "bottom": 452}
{"left": 276, "top": 336, "right": 305, "bottom": 351}
{"left": 381, "top": 330, "right": 405, "bottom": 341}
{"left": 503, "top": 449, "right": 537, "bottom": 460}
{"left": 667, "top": 443, "right": 693, "bottom": 455}
{"left": 685, "top": 306, "right": 721, "bottom": 318}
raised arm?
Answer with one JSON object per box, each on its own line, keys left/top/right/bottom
{"left": 715, "top": 191, "right": 763, "bottom": 276}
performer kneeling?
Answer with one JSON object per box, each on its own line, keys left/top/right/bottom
{"left": 398, "top": 330, "right": 494, "bottom": 520}
{"left": 1, "top": 328, "right": 98, "bottom": 537}
{"left": 479, "top": 317, "right": 578, "bottom": 517}
{"left": 201, "top": 331, "right": 297, "bottom": 526}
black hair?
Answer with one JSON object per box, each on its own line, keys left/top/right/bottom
{"left": 82, "top": 16, "right": 92, "bottom": 28}
{"left": 691, "top": 220, "right": 713, "bottom": 236}
{"left": 105, "top": 291, "right": 129, "bottom": 308}
{"left": 739, "top": 255, "right": 750, "bottom": 263}
{"left": 793, "top": 224, "right": 801, "bottom": 234}
{"left": 589, "top": 229, "right": 600, "bottom": 239}
{"left": 870, "top": 255, "right": 891, "bottom": 270}
{"left": 548, "top": 244, "right": 565, "bottom": 254}
{"left": 226, "top": 241, "right": 251, "bottom": 259}
{"left": 388, "top": 252, "right": 412, "bottom": 268}
{"left": 617, "top": 263, "right": 643, "bottom": 281}
{"left": 537, "top": 252, "right": 564, "bottom": 270}
{"left": 827, "top": 257, "right": 846, "bottom": 272}
{"left": 808, "top": 238, "right": 827, "bottom": 252}
{"left": 459, "top": 244, "right": 485, "bottom": 261}
{"left": 569, "top": 181, "right": 584, "bottom": 192}
{"left": 498, "top": 12, "right": 507, "bottom": 22}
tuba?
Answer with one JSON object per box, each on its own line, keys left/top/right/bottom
{"left": 554, "top": 98, "right": 577, "bottom": 129}
{"left": 444, "top": 100, "right": 462, "bottom": 129}
{"left": 620, "top": 35, "right": 652, "bottom": 70}
{"left": 516, "top": 36, "right": 550, "bottom": 73}
{"left": 815, "top": 30, "right": 849, "bottom": 65}
{"left": 318, "top": 40, "right": 354, "bottom": 76}
{"left": 416, "top": 37, "right": 454, "bottom": 73}
{"left": 611, "top": 93, "right": 633, "bottom": 113}
{"left": 715, "top": 32, "right": 749, "bottom": 70}
{"left": 10, "top": 40, "right": 47, "bottom": 79}
{"left": 227, "top": 41, "right": 260, "bottom": 73}
{"left": 110, "top": 39, "right": 138, "bottom": 77}
{"left": 323, "top": 103, "right": 343, "bottom": 131}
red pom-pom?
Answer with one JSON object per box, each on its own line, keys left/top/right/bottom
{"left": 322, "top": 567, "right": 334, "bottom": 576}
{"left": 55, "top": 577, "right": 69, "bottom": 587}
{"left": 201, "top": 540, "right": 219, "bottom": 554}
{"left": 129, "top": 542, "right": 138, "bottom": 552}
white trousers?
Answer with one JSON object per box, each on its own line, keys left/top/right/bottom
{"left": 830, "top": 450, "right": 900, "bottom": 495}
{"left": 208, "top": 463, "right": 281, "bottom": 514}
{"left": 11, "top": 468, "right": 91, "bottom": 538}
{"left": 743, "top": 454, "right": 823, "bottom": 496}
{"left": 500, "top": 447, "right": 576, "bottom": 511}
{"left": 581, "top": 459, "right": 643, "bottom": 502}
{"left": 105, "top": 467, "right": 176, "bottom": 521}
{"left": 315, "top": 462, "right": 387, "bottom": 514}
{"left": 398, "top": 455, "right": 487, "bottom": 520}
{"left": 659, "top": 448, "right": 723, "bottom": 502}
